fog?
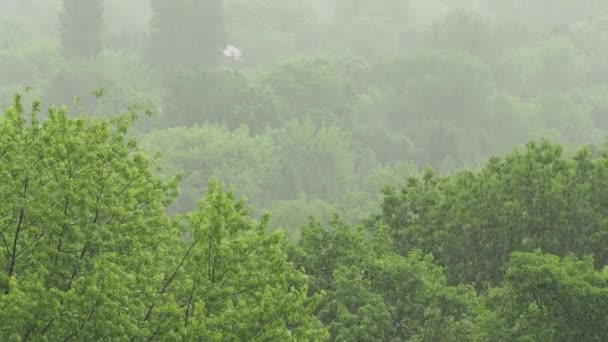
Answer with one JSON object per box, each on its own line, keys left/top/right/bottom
{"left": 3, "top": 2, "right": 608, "bottom": 340}
{"left": 2, "top": 0, "right": 608, "bottom": 228}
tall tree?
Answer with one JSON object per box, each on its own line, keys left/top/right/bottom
{"left": 0, "top": 95, "right": 326, "bottom": 340}
{"left": 149, "top": 0, "right": 227, "bottom": 68}
{"left": 59, "top": 0, "right": 104, "bottom": 58}
{"left": 0, "top": 94, "right": 180, "bottom": 339}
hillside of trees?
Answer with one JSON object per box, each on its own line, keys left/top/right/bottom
{"left": 2, "top": 0, "right": 608, "bottom": 340}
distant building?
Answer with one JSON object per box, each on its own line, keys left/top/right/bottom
{"left": 222, "top": 44, "right": 243, "bottom": 62}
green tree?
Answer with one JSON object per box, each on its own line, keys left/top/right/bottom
{"left": 0, "top": 94, "right": 180, "bottom": 340}
{"left": 428, "top": 9, "right": 497, "bottom": 62}
{"left": 0, "top": 95, "right": 326, "bottom": 340}
{"left": 45, "top": 51, "right": 163, "bottom": 131}
{"left": 269, "top": 119, "right": 356, "bottom": 202}
{"left": 140, "top": 125, "right": 278, "bottom": 212}
{"left": 161, "top": 67, "right": 279, "bottom": 130}
{"left": 475, "top": 251, "right": 608, "bottom": 341}
{"left": 60, "top": 0, "right": 104, "bottom": 58}
{"left": 359, "top": 49, "right": 504, "bottom": 167}
{"left": 167, "top": 180, "right": 328, "bottom": 340}
{"left": 290, "top": 219, "right": 477, "bottom": 341}
{"left": 257, "top": 56, "right": 357, "bottom": 123}
{"left": 267, "top": 197, "right": 340, "bottom": 240}
{"left": 327, "top": 0, "right": 412, "bottom": 59}
{"left": 497, "top": 36, "right": 589, "bottom": 99}
{"left": 375, "top": 140, "right": 608, "bottom": 289}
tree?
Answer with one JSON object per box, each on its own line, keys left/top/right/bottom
{"left": 257, "top": 56, "right": 357, "bottom": 123}
{"left": 289, "top": 218, "right": 477, "bottom": 341}
{"left": 148, "top": 0, "right": 227, "bottom": 68}
{"left": 60, "top": 0, "right": 104, "bottom": 58}
{"left": 0, "top": 94, "right": 180, "bottom": 340}
{"left": 375, "top": 140, "right": 608, "bottom": 289}
{"left": 428, "top": 9, "right": 497, "bottom": 62}
{"left": 161, "top": 67, "right": 279, "bottom": 130}
{"left": 167, "top": 180, "right": 327, "bottom": 340}
{"left": 269, "top": 119, "right": 356, "bottom": 202}
{"left": 140, "top": 125, "right": 278, "bottom": 213}
{"left": 474, "top": 251, "right": 608, "bottom": 341}
{"left": 357, "top": 49, "right": 504, "bottom": 168}
{"left": 0, "top": 95, "right": 325, "bottom": 340}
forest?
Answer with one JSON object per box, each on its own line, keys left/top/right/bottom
{"left": 1, "top": 0, "right": 608, "bottom": 340}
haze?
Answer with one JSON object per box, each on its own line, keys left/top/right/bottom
{"left": 1, "top": 1, "right": 608, "bottom": 340}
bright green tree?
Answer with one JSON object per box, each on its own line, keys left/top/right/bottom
{"left": 0, "top": 94, "right": 180, "bottom": 340}
{"left": 0, "top": 96, "right": 326, "bottom": 340}
{"left": 164, "top": 180, "right": 328, "bottom": 340}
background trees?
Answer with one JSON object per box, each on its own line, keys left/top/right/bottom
{"left": 5, "top": 0, "right": 608, "bottom": 220}
{"left": 148, "top": 0, "right": 226, "bottom": 69}
{"left": 59, "top": 0, "right": 104, "bottom": 58}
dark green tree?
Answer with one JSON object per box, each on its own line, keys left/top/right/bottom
{"left": 289, "top": 218, "right": 477, "bottom": 341}
{"left": 59, "top": 0, "right": 104, "bottom": 58}
{"left": 474, "top": 251, "right": 608, "bottom": 341}
{"left": 375, "top": 140, "right": 608, "bottom": 289}
{"left": 161, "top": 67, "right": 279, "bottom": 130}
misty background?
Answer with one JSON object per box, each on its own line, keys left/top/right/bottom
{"left": 2, "top": 0, "right": 608, "bottom": 233}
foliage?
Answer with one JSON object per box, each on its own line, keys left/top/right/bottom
{"left": 169, "top": 180, "right": 327, "bottom": 340}
{"left": 161, "top": 67, "right": 279, "bottom": 131}
{"left": 267, "top": 198, "right": 340, "bottom": 239}
{"left": 0, "top": 97, "right": 326, "bottom": 340}
{"left": 0, "top": 95, "right": 180, "bottom": 339}
{"left": 257, "top": 56, "right": 357, "bottom": 123}
{"left": 375, "top": 140, "right": 608, "bottom": 289}
{"left": 289, "top": 218, "right": 477, "bottom": 341}
{"left": 44, "top": 50, "right": 163, "bottom": 131}
{"left": 141, "top": 125, "right": 278, "bottom": 212}
{"left": 224, "top": 0, "right": 320, "bottom": 63}
{"left": 474, "top": 251, "right": 608, "bottom": 341}
{"left": 269, "top": 119, "right": 355, "bottom": 202}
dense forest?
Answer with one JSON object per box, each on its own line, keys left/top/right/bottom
{"left": 1, "top": 0, "right": 608, "bottom": 340}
